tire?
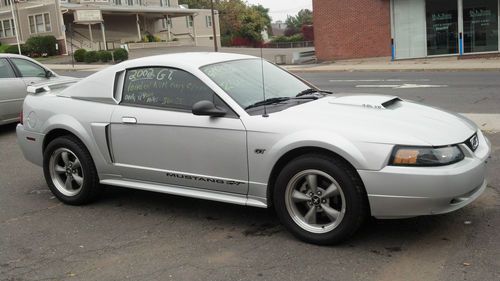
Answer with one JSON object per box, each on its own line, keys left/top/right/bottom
{"left": 43, "top": 135, "right": 101, "bottom": 205}
{"left": 273, "top": 153, "right": 368, "bottom": 245}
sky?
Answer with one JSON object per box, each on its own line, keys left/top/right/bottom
{"left": 245, "top": 0, "right": 312, "bottom": 22}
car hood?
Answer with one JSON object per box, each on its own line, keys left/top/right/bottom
{"left": 275, "top": 94, "right": 477, "bottom": 146}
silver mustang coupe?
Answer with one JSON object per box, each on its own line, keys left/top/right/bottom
{"left": 17, "top": 53, "right": 491, "bottom": 244}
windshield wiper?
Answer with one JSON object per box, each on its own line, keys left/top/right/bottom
{"left": 296, "top": 88, "right": 332, "bottom": 98}
{"left": 245, "top": 97, "right": 291, "bottom": 110}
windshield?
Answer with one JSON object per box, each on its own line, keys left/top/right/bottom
{"left": 200, "top": 59, "right": 311, "bottom": 109}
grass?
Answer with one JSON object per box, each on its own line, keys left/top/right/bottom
{"left": 0, "top": 45, "right": 9, "bottom": 53}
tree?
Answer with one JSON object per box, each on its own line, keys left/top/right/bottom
{"left": 178, "top": 0, "right": 212, "bottom": 9}
{"left": 179, "top": 0, "right": 272, "bottom": 45}
{"left": 252, "top": 4, "right": 273, "bottom": 36}
{"left": 285, "top": 9, "right": 313, "bottom": 36}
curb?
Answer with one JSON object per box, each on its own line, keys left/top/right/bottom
{"left": 47, "top": 64, "right": 500, "bottom": 73}
{"left": 285, "top": 66, "right": 500, "bottom": 73}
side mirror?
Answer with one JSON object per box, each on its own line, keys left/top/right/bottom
{"left": 45, "top": 70, "right": 53, "bottom": 78}
{"left": 192, "top": 100, "right": 227, "bottom": 117}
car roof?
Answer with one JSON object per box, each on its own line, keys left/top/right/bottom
{"left": 120, "top": 52, "right": 257, "bottom": 69}
{"left": 0, "top": 53, "right": 29, "bottom": 59}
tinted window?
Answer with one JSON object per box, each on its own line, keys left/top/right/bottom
{"left": 10, "top": 58, "right": 47, "bottom": 77}
{"left": 122, "top": 67, "right": 214, "bottom": 110}
{"left": 0, "top": 58, "right": 15, "bottom": 78}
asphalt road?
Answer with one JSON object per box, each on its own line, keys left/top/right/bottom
{"left": 1, "top": 71, "right": 500, "bottom": 281}
{"left": 59, "top": 70, "right": 500, "bottom": 114}
{"left": 297, "top": 71, "right": 500, "bottom": 114}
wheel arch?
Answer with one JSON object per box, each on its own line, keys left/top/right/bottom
{"left": 43, "top": 128, "right": 83, "bottom": 152}
{"left": 41, "top": 114, "right": 93, "bottom": 153}
{"left": 266, "top": 146, "right": 368, "bottom": 210}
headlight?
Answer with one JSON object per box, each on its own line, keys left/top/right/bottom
{"left": 390, "top": 145, "right": 464, "bottom": 166}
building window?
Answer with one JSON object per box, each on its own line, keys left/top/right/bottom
{"left": 426, "top": 0, "right": 459, "bottom": 56}
{"left": 113, "top": 0, "right": 122, "bottom": 5}
{"left": 205, "top": 15, "right": 212, "bottom": 27}
{"left": 0, "top": 19, "right": 16, "bottom": 38}
{"left": 160, "top": 0, "right": 170, "bottom": 7}
{"left": 463, "top": 0, "right": 499, "bottom": 53}
{"left": 28, "top": 13, "right": 51, "bottom": 34}
{"left": 186, "top": 16, "right": 193, "bottom": 28}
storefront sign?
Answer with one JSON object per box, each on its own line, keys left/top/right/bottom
{"left": 74, "top": 10, "right": 103, "bottom": 23}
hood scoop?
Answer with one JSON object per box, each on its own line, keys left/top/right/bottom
{"left": 328, "top": 95, "right": 402, "bottom": 110}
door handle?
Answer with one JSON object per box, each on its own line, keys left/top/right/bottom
{"left": 122, "top": 117, "right": 137, "bottom": 124}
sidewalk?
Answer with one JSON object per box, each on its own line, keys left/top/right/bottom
{"left": 286, "top": 56, "right": 500, "bottom": 72}
{"left": 45, "top": 55, "right": 500, "bottom": 73}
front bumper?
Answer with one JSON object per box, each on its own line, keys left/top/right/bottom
{"left": 17, "top": 124, "right": 45, "bottom": 167}
{"left": 359, "top": 131, "right": 491, "bottom": 219}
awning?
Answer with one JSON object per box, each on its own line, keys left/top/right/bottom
{"left": 61, "top": 3, "right": 209, "bottom": 17}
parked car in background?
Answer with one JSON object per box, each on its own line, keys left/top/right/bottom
{"left": 17, "top": 53, "right": 491, "bottom": 245}
{"left": 0, "top": 54, "right": 63, "bottom": 125}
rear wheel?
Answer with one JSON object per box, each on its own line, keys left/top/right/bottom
{"left": 43, "top": 136, "right": 101, "bottom": 205}
{"left": 273, "top": 154, "right": 368, "bottom": 245}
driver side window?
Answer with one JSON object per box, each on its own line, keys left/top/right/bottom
{"left": 121, "top": 67, "right": 234, "bottom": 115}
{"left": 10, "top": 58, "right": 47, "bottom": 78}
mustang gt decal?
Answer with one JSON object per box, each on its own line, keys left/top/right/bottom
{"left": 166, "top": 172, "right": 245, "bottom": 186}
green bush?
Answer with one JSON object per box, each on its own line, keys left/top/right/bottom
{"left": 98, "top": 50, "right": 112, "bottom": 62}
{"left": 113, "top": 48, "right": 128, "bottom": 62}
{"left": 271, "top": 34, "right": 305, "bottom": 43}
{"left": 221, "top": 35, "right": 232, "bottom": 46}
{"left": 73, "top": 49, "right": 87, "bottom": 62}
{"left": 25, "top": 35, "right": 58, "bottom": 56}
{"left": 84, "top": 51, "right": 99, "bottom": 63}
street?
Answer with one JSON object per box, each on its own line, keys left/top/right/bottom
{"left": 59, "top": 70, "right": 500, "bottom": 114}
{"left": 1, "top": 70, "right": 499, "bottom": 281}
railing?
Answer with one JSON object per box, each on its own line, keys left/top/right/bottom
{"left": 265, "top": 41, "right": 314, "bottom": 49}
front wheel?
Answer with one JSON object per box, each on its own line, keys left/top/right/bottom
{"left": 273, "top": 154, "right": 368, "bottom": 245}
{"left": 43, "top": 136, "right": 101, "bottom": 205}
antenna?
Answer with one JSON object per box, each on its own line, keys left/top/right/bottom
{"left": 260, "top": 46, "right": 269, "bottom": 118}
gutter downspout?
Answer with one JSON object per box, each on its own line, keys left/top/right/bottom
{"left": 136, "top": 13, "right": 141, "bottom": 41}
{"left": 192, "top": 14, "right": 198, "bottom": 46}
{"left": 9, "top": 0, "right": 21, "bottom": 54}
{"left": 55, "top": 0, "right": 68, "bottom": 55}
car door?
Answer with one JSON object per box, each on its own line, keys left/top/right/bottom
{"left": 9, "top": 57, "right": 50, "bottom": 87}
{"left": 0, "top": 58, "right": 26, "bottom": 123}
{"left": 109, "top": 67, "right": 249, "bottom": 195}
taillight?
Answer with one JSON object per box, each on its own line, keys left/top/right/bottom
{"left": 19, "top": 110, "right": 23, "bottom": 125}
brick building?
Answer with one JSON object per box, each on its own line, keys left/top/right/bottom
{"left": 313, "top": 0, "right": 500, "bottom": 60}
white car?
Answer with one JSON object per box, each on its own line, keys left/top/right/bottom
{"left": 0, "top": 54, "right": 63, "bottom": 125}
{"left": 17, "top": 53, "right": 491, "bottom": 244}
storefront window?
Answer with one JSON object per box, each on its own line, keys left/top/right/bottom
{"left": 426, "top": 0, "right": 459, "bottom": 55}
{"left": 463, "top": 0, "right": 499, "bottom": 53}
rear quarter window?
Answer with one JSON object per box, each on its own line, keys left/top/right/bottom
{"left": 0, "top": 58, "right": 15, "bottom": 78}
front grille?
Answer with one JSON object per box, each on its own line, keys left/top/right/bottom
{"left": 464, "top": 133, "right": 479, "bottom": 152}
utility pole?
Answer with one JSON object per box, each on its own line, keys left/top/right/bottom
{"left": 9, "top": 0, "right": 21, "bottom": 55}
{"left": 210, "top": 0, "right": 218, "bottom": 52}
